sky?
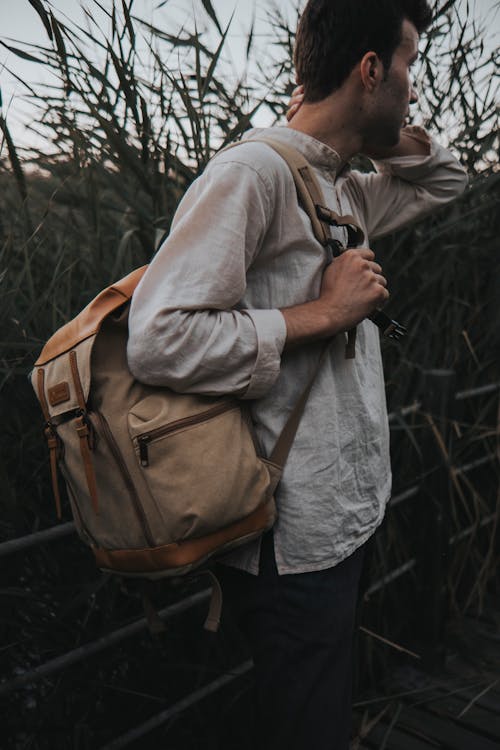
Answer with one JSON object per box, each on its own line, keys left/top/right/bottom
{"left": 0, "top": 0, "right": 498, "bottom": 151}
{"left": 0, "top": 0, "right": 294, "bottom": 144}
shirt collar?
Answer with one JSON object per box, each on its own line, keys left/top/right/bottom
{"left": 243, "top": 125, "right": 348, "bottom": 179}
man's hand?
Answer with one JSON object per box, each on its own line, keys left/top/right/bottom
{"left": 319, "top": 248, "right": 389, "bottom": 330}
{"left": 286, "top": 85, "right": 305, "bottom": 122}
{"left": 281, "top": 248, "right": 389, "bottom": 346}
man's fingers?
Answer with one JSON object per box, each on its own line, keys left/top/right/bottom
{"left": 368, "top": 260, "right": 388, "bottom": 290}
{"left": 350, "top": 247, "right": 375, "bottom": 261}
{"left": 286, "top": 85, "right": 305, "bottom": 121}
{"left": 286, "top": 102, "right": 301, "bottom": 122}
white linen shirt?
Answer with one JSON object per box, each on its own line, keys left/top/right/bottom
{"left": 127, "top": 125, "right": 467, "bottom": 574}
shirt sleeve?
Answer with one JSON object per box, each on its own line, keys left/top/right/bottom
{"left": 346, "top": 126, "right": 468, "bottom": 240}
{"left": 127, "top": 157, "right": 287, "bottom": 400}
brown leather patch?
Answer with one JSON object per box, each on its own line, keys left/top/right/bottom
{"left": 48, "top": 381, "right": 70, "bottom": 406}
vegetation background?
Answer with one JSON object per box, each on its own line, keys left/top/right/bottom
{"left": 0, "top": 0, "right": 498, "bottom": 747}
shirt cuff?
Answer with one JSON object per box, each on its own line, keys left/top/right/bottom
{"left": 241, "top": 309, "right": 287, "bottom": 399}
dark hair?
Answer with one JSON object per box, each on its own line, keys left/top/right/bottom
{"left": 294, "top": 0, "right": 432, "bottom": 101}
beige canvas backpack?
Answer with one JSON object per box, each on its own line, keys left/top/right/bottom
{"left": 31, "top": 139, "right": 365, "bottom": 626}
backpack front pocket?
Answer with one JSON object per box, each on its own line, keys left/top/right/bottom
{"left": 128, "top": 394, "right": 276, "bottom": 542}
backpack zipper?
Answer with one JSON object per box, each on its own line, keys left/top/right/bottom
{"left": 137, "top": 400, "right": 238, "bottom": 468}
{"left": 93, "top": 410, "right": 155, "bottom": 547}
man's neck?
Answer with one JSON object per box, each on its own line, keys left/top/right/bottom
{"left": 286, "top": 92, "right": 364, "bottom": 169}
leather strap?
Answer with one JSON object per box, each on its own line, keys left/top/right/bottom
{"left": 75, "top": 414, "right": 99, "bottom": 515}
{"left": 203, "top": 570, "right": 223, "bottom": 632}
{"left": 38, "top": 368, "right": 63, "bottom": 518}
{"left": 345, "top": 328, "right": 357, "bottom": 359}
{"left": 45, "top": 426, "right": 63, "bottom": 519}
{"left": 68, "top": 350, "right": 100, "bottom": 515}
{"left": 37, "top": 368, "right": 51, "bottom": 422}
{"left": 69, "top": 350, "right": 86, "bottom": 411}
{"left": 141, "top": 586, "right": 167, "bottom": 635}
{"left": 270, "top": 341, "right": 331, "bottom": 467}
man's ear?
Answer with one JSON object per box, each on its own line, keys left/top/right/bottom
{"left": 359, "top": 51, "right": 383, "bottom": 92}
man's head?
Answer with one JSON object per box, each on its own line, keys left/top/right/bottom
{"left": 294, "top": 0, "right": 432, "bottom": 103}
{"left": 295, "top": 0, "right": 432, "bottom": 147}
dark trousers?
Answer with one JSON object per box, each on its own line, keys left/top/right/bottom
{"left": 217, "top": 532, "right": 365, "bottom": 750}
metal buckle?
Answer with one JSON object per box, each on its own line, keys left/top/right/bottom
{"left": 368, "top": 310, "right": 407, "bottom": 340}
{"left": 325, "top": 238, "right": 343, "bottom": 258}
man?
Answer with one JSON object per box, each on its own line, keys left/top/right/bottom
{"left": 127, "top": 1, "right": 467, "bottom": 747}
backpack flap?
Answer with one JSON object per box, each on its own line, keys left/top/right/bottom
{"left": 32, "top": 265, "right": 148, "bottom": 417}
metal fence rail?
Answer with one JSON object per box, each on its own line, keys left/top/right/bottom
{"left": 100, "top": 660, "right": 253, "bottom": 750}
{"left": 0, "top": 590, "right": 210, "bottom": 698}
{"left": 0, "top": 521, "right": 75, "bottom": 558}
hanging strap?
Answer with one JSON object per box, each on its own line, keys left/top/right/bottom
{"left": 37, "top": 367, "right": 63, "bottom": 519}
{"left": 69, "top": 350, "right": 99, "bottom": 515}
{"left": 74, "top": 413, "right": 99, "bottom": 515}
{"left": 270, "top": 340, "right": 331, "bottom": 468}
{"left": 141, "top": 585, "right": 167, "bottom": 635}
{"left": 203, "top": 570, "right": 224, "bottom": 633}
{"left": 45, "top": 426, "right": 63, "bottom": 520}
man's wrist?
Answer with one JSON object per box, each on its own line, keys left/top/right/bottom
{"left": 280, "top": 300, "right": 340, "bottom": 347}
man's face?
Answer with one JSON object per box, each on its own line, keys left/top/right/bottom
{"left": 370, "top": 19, "right": 420, "bottom": 146}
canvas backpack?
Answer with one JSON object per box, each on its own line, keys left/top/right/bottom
{"left": 31, "top": 138, "right": 365, "bottom": 628}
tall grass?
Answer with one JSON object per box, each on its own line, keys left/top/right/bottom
{"left": 0, "top": 0, "right": 498, "bottom": 746}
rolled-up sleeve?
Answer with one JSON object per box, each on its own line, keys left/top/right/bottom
{"left": 347, "top": 126, "right": 468, "bottom": 239}
{"left": 127, "top": 156, "right": 287, "bottom": 399}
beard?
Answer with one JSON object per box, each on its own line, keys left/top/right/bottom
{"left": 367, "top": 106, "right": 405, "bottom": 148}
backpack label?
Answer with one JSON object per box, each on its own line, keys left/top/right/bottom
{"left": 48, "top": 381, "right": 71, "bottom": 407}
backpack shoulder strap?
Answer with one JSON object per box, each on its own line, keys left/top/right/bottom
{"left": 219, "top": 137, "right": 364, "bottom": 247}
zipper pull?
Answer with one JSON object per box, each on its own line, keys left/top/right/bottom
{"left": 138, "top": 436, "right": 150, "bottom": 467}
